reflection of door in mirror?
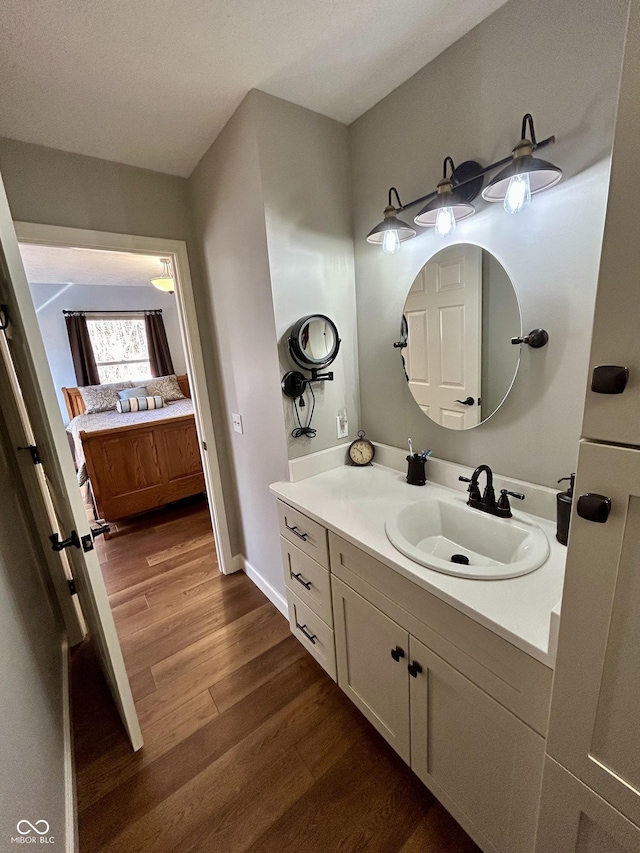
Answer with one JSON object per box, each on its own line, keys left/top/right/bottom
{"left": 404, "top": 244, "right": 482, "bottom": 429}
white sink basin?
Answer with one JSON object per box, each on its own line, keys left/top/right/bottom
{"left": 385, "top": 497, "right": 550, "bottom": 579}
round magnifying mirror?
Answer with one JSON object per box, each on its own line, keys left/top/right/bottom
{"left": 289, "top": 314, "right": 341, "bottom": 369}
{"left": 399, "top": 244, "right": 521, "bottom": 430}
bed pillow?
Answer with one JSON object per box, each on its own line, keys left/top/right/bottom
{"left": 118, "top": 386, "right": 149, "bottom": 400}
{"left": 146, "top": 374, "right": 186, "bottom": 402}
{"left": 116, "top": 396, "right": 164, "bottom": 413}
{"left": 79, "top": 381, "right": 133, "bottom": 414}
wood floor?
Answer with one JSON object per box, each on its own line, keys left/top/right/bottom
{"left": 72, "top": 496, "right": 481, "bottom": 853}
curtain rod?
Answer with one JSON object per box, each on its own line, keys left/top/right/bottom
{"left": 63, "top": 309, "right": 163, "bottom": 315}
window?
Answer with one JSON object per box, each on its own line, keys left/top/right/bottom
{"left": 86, "top": 315, "right": 152, "bottom": 384}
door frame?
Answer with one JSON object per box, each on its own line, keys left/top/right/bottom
{"left": 14, "top": 221, "right": 234, "bottom": 575}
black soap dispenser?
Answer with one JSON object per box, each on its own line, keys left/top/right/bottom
{"left": 556, "top": 474, "right": 575, "bottom": 546}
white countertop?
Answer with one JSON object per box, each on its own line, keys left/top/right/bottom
{"left": 270, "top": 464, "right": 566, "bottom": 668}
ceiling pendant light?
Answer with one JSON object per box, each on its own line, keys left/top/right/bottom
{"left": 482, "top": 114, "right": 562, "bottom": 213}
{"left": 414, "top": 157, "right": 476, "bottom": 236}
{"left": 366, "top": 188, "right": 417, "bottom": 254}
{"left": 151, "top": 258, "right": 175, "bottom": 292}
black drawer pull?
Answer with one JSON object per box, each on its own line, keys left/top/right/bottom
{"left": 295, "top": 621, "right": 317, "bottom": 644}
{"left": 577, "top": 493, "right": 611, "bottom": 524}
{"left": 591, "top": 365, "right": 629, "bottom": 395}
{"left": 408, "top": 661, "right": 423, "bottom": 678}
{"left": 285, "top": 521, "right": 308, "bottom": 541}
{"left": 290, "top": 570, "right": 312, "bottom": 590}
{"left": 391, "top": 646, "right": 405, "bottom": 662}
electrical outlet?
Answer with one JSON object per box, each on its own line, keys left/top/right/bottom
{"left": 336, "top": 407, "right": 348, "bottom": 439}
{"left": 232, "top": 413, "right": 243, "bottom": 434}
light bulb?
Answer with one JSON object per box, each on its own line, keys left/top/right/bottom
{"left": 435, "top": 207, "right": 456, "bottom": 238}
{"left": 504, "top": 172, "right": 531, "bottom": 214}
{"left": 382, "top": 229, "right": 400, "bottom": 255}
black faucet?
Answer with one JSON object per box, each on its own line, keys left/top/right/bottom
{"left": 459, "top": 464, "right": 524, "bottom": 518}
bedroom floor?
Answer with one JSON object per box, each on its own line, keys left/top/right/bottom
{"left": 72, "top": 496, "right": 481, "bottom": 852}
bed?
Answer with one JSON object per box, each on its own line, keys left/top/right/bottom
{"left": 63, "top": 375, "right": 205, "bottom": 524}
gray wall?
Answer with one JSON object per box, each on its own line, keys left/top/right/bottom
{"left": 30, "top": 283, "right": 185, "bottom": 423}
{"left": 0, "top": 413, "right": 67, "bottom": 850}
{"left": 350, "top": 0, "right": 629, "bottom": 488}
{"left": 0, "top": 136, "right": 241, "bottom": 554}
{"left": 251, "top": 91, "right": 359, "bottom": 458}
{"left": 188, "top": 93, "right": 289, "bottom": 595}
{"left": 481, "top": 251, "right": 520, "bottom": 419}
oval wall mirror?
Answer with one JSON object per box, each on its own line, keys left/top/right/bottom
{"left": 289, "top": 314, "right": 341, "bottom": 370}
{"left": 399, "top": 244, "right": 521, "bottom": 430}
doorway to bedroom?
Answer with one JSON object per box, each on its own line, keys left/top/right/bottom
{"left": 11, "top": 221, "right": 237, "bottom": 748}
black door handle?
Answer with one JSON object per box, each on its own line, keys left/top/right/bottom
{"left": 591, "top": 365, "right": 629, "bottom": 394}
{"left": 577, "top": 493, "right": 611, "bottom": 523}
{"left": 454, "top": 397, "right": 475, "bottom": 406}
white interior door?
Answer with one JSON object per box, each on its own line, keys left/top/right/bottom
{"left": 0, "top": 174, "right": 143, "bottom": 751}
{"left": 404, "top": 244, "right": 482, "bottom": 429}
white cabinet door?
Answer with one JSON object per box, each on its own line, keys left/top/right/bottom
{"left": 547, "top": 440, "right": 640, "bottom": 827}
{"left": 410, "top": 636, "right": 545, "bottom": 853}
{"left": 581, "top": 1, "right": 640, "bottom": 446}
{"left": 404, "top": 243, "right": 482, "bottom": 429}
{"left": 536, "top": 758, "right": 640, "bottom": 853}
{"left": 332, "top": 576, "right": 410, "bottom": 762}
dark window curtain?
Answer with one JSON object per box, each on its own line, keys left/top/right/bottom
{"left": 145, "top": 311, "right": 174, "bottom": 377}
{"left": 65, "top": 312, "right": 100, "bottom": 386}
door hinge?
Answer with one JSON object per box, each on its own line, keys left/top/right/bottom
{"left": 18, "top": 444, "right": 41, "bottom": 465}
{"left": 0, "top": 303, "right": 9, "bottom": 331}
{"left": 50, "top": 530, "right": 81, "bottom": 552}
{"left": 202, "top": 440, "right": 207, "bottom": 452}
{"left": 67, "top": 578, "right": 77, "bottom": 595}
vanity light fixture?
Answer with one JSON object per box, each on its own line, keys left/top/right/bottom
{"left": 366, "top": 188, "right": 417, "bottom": 255}
{"left": 481, "top": 114, "right": 562, "bottom": 213}
{"left": 414, "top": 157, "right": 479, "bottom": 237}
{"left": 151, "top": 258, "right": 175, "bottom": 293}
{"left": 366, "top": 113, "right": 559, "bottom": 252}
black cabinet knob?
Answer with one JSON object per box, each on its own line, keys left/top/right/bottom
{"left": 391, "top": 646, "right": 405, "bottom": 662}
{"left": 591, "top": 365, "right": 629, "bottom": 394}
{"left": 577, "top": 493, "right": 612, "bottom": 524}
{"left": 408, "top": 661, "right": 423, "bottom": 678}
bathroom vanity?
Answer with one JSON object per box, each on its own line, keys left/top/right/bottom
{"left": 270, "top": 462, "right": 566, "bottom": 853}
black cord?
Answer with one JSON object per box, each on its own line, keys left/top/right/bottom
{"left": 291, "top": 383, "right": 316, "bottom": 438}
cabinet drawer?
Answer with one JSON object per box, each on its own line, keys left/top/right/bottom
{"left": 277, "top": 500, "right": 328, "bottom": 568}
{"left": 282, "top": 537, "right": 333, "bottom": 626}
{"left": 286, "top": 589, "right": 336, "bottom": 681}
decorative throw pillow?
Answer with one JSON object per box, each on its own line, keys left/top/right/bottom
{"left": 79, "top": 381, "right": 133, "bottom": 414}
{"left": 116, "top": 396, "right": 164, "bottom": 413}
{"left": 118, "top": 386, "right": 149, "bottom": 400}
{"left": 146, "top": 374, "right": 186, "bottom": 402}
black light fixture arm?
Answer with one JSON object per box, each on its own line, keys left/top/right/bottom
{"left": 391, "top": 133, "right": 556, "bottom": 215}
{"left": 388, "top": 187, "right": 404, "bottom": 209}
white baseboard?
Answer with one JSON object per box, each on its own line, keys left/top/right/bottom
{"left": 62, "top": 636, "right": 78, "bottom": 853}
{"left": 241, "top": 557, "right": 288, "bottom": 618}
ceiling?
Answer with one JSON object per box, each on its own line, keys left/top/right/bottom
{"left": 0, "top": 0, "right": 508, "bottom": 177}
{"left": 20, "top": 244, "right": 165, "bottom": 288}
